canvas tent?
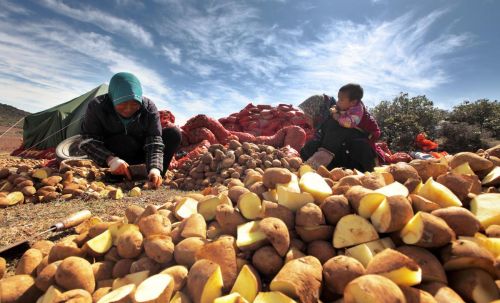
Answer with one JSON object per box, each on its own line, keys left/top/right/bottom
{"left": 22, "top": 84, "right": 108, "bottom": 149}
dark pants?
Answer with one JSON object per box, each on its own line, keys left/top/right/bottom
{"left": 300, "top": 119, "right": 376, "bottom": 172}
{"left": 104, "top": 126, "right": 182, "bottom": 173}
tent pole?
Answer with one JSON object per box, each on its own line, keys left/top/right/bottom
{"left": 0, "top": 117, "right": 25, "bottom": 140}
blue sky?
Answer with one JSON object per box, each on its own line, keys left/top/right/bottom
{"left": 0, "top": 0, "right": 499, "bottom": 124}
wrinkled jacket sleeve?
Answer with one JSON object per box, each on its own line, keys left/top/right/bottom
{"left": 143, "top": 101, "right": 165, "bottom": 172}
{"left": 79, "top": 100, "right": 114, "bottom": 167}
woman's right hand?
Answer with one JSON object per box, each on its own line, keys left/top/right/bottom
{"left": 108, "top": 157, "right": 132, "bottom": 180}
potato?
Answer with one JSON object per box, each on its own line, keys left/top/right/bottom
{"left": 0, "top": 256, "right": 6, "bottom": 279}
{"left": 21, "top": 185, "right": 36, "bottom": 196}
{"left": 35, "top": 260, "right": 61, "bottom": 291}
{"left": 470, "top": 193, "right": 500, "bottom": 229}
{"left": 143, "top": 234, "right": 174, "bottom": 264}
{"left": 215, "top": 204, "right": 246, "bottom": 236}
{"left": 295, "top": 203, "right": 325, "bottom": 227}
{"left": 343, "top": 274, "right": 405, "bottom": 303}
{"left": 160, "top": 265, "right": 189, "bottom": 292}
{"left": 112, "top": 259, "right": 134, "bottom": 278}
{"left": 230, "top": 264, "right": 261, "bottom": 302}
{"left": 96, "top": 284, "right": 136, "bottom": 303}
{"left": 450, "top": 152, "right": 493, "bottom": 172}
{"left": 92, "top": 287, "right": 112, "bottom": 303}
{"left": 180, "top": 214, "right": 206, "bottom": 239}
{"left": 262, "top": 168, "right": 293, "bottom": 189}
{"left": 371, "top": 195, "right": 413, "bottom": 233}
{"left": 125, "top": 205, "right": 145, "bottom": 223}
{"left": 133, "top": 273, "right": 175, "bottom": 303}
{"left": 85, "top": 229, "right": 113, "bottom": 256}
{"left": 16, "top": 248, "right": 44, "bottom": 276}
{"left": 285, "top": 246, "right": 307, "bottom": 264}
{"left": 55, "top": 256, "right": 95, "bottom": 293}
{"left": 399, "top": 286, "right": 437, "bottom": 303}
{"left": 252, "top": 246, "right": 283, "bottom": 276}
{"left": 441, "top": 239, "right": 496, "bottom": 276}
{"left": 400, "top": 212, "right": 455, "bottom": 248}
{"left": 187, "top": 259, "right": 223, "bottom": 303}
{"left": 296, "top": 225, "right": 334, "bottom": 243}
{"left": 48, "top": 242, "right": 84, "bottom": 263}
{"left": 344, "top": 238, "right": 395, "bottom": 268}
{"left": 130, "top": 257, "right": 160, "bottom": 274}
{"left": 174, "top": 237, "right": 207, "bottom": 268}
{"left": 482, "top": 166, "right": 500, "bottom": 186}
{"left": 112, "top": 270, "right": 150, "bottom": 290}
{"left": 277, "top": 186, "right": 315, "bottom": 211}
{"left": 270, "top": 256, "right": 322, "bottom": 303}
{"left": 116, "top": 230, "right": 143, "bottom": 259}
{"left": 410, "top": 159, "right": 448, "bottom": 182}
{"left": 138, "top": 214, "right": 171, "bottom": 237}
{"left": 306, "top": 241, "right": 336, "bottom": 264}
{"left": 260, "top": 200, "right": 295, "bottom": 230}
{"left": 419, "top": 282, "right": 466, "bottom": 303}
{"left": 41, "top": 175, "right": 62, "bottom": 186}
{"left": 92, "top": 261, "right": 114, "bottom": 282}
{"left": 388, "top": 162, "right": 420, "bottom": 184}
{"left": 344, "top": 185, "right": 380, "bottom": 216}
{"left": 431, "top": 207, "right": 480, "bottom": 237}
{"left": 366, "top": 248, "right": 422, "bottom": 286}
{"left": 256, "top": 217, "right": 290, "bottom": 257}
{"left": 359, "top": 173, "right": 386, "bottom": 190}
{"left": 486, "top": 225, "right": 500, "bottom": 238}
{"left": 323, "top": 255, "right": 365, "bottom": 295}
{"left": 408, "top": 194, "right": 441, "bottom": 213}
{"left": 0, "top": 191, "right": 24, "bottom": 207}
{"left": 0, "top": 274, "right": 42, "bottom": 303}
{"left": 320, "top": 195, "right": 352, "bottom": 225}
{"left": 228, "top": 186, "right": 250, "bottom": 204}
{"left": 198, "top": 195, "right": 229, "bottom": 221}
{"left": 57, "top": 289, "right": 92, "bottom": 302}
{"left": 174, "top": 197, "right": 199, "bottom": 220}
{"left": 238, "top": 192, "right": 262, "bottom": 220}
{"left": 396, "top": 245, "right": 447, "bottom": 284}
{"left": 196, "top": 236, "right": 238, "bottom": 291}
{"left": 88, "top": 222, "right": 113, "bottom": 238}
{"left": 333, "top": 214, "right": 379, "bottom": 249}
{"left": 31, "top": 240, "right": 54, "bottom": 257}
{"left": 448, "top": 268, "right": 499, "bottom": 303}
{"left": 299, "top": 172, "right": 333, "bottom": 203}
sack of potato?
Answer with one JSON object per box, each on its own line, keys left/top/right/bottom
{"left": 2, "top": 147, "right": 500, "bottom": 303}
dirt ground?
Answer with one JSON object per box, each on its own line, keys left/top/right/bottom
{"left": 0, "top": 126, "right": 22, "bottom": 152}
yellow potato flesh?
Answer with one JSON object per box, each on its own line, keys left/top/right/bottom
{"left": 418, "top": 177, "right": 462, "bottom": 207}
{"left": 231, "top": 265, "right": 259, "bottom": 302}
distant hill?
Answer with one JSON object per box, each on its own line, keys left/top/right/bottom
{"left": 0, "top": 103, "right": 30, "bottom": 127}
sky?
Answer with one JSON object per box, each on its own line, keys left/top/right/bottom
{"left": 0, "top": 0, "right": 499, "bottom": 125}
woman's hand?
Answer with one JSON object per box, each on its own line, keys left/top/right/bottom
{"left": 148, "top": 168, "right": 163, "bottom": 189}
{"left": 107, "top": 156, "right": 132, "bottom": 180}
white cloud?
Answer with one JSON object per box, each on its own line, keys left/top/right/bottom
{"left": 0, "top": 0, "right": 31, "bottom": 16}
{"left": 161, "top": 45, "right": 182, "bottom": 65}
{"left": 0, "top": 19, "right": 171, "bottom": 112}
{"left": 40, "top": 0, "right": 154, "bottom": 47}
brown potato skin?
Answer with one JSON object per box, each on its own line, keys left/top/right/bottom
{"left": 195, "top": 236, "right": 238, "bottom": 291}
{"left": 323, "top": 255, "right": 365, "bottom": 294}
{"left": 409, "top": 194, "right": 440, "bottom": 213}
{"left": 187, "top": 259, "right": 220, "bottom": 303}
{"left": 0, "top": 274, "right": 42, "bottom": 303}
{"left": 260, "top": 200, "right": 295, "bottom": 229}
{"left": 15, "top": 248, "right": 44, "bottom": 276}
{"left": 259, "top": 217, "right": 290, "bottom": 257}
{"left": 419, "top": 282, "right": 466, "bottom": 303}
{"left": 344, "top": 275, "right": 406, "bottom": 303}
{"left": 116, "top": 230, "right": 143, "bottom": 259}
{"left": 295, "top": 203, "right": 325, "bottom": 227}
{"left": 112, "top": 259, "right": 134, "bottom": 278}
{"left": 92, "top": 261, "right": 114, "bottom": 281}
{"left": 372, "top": 195, "right": 413, "bottom": 233}
{"left": 486, "top": 225, "right": 500, "bottom": 238}
{"left": 144, "top": 235, "right": 175, "bottom": 264}
{"left": 448, "top": 268, "right": 499, "bottom": 303}
{"left": 262, "top": 168, "right": 293, "bottom": 189}
{"left": 252, "top": 246, "right": 284, "bottom": 277}
{"left": 388, "top": 162, "right": 420, "bottom": 184}
{"left": 396, "top": 246, "right": 447, "bottom": 284}
{"left": 35, "top": 261, "right": 61, "bottom": 291}
{"left": 55, "top": 256, "right": 95, "bottom": 293}
{"left": 161, "top": 265, "right": 189, "bottom": 292}
{"left": 307, "top": 241, "right": 336, "bottom": 265}
{"left": 431, "top": 207, "right": 481, "bottom": 236}
{"left": 320, "top": 195, "right": 352, "bottom": 225}
{"left": 366, "top": 248, "right": 420, "bottom": 276}
{"left": 399, "top": 286, "right": 437, "bottom": 303}
{"left": 174, "top": 237, "right": 207, "bottom": 268}
{"left": 402, "top": 212, "right": 455, "bottom": 248}
{"left": 271, "top": 256, "right": 323, "bottom": 303}
{"left": 345, "top": 185, "right": 374, "bottom": 212}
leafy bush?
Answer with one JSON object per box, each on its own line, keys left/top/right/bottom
{"left": 370, "top": 93, "right": 446, "bottom": 151}
{"left": 439, "top": 121, "right": 488, "bottom": 153}
{"left": 448, "top": 99, "right": 500, "bottom": 139}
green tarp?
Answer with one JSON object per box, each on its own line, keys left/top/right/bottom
{"left": 22, "top": 84, "right": 108, "bottom": 149}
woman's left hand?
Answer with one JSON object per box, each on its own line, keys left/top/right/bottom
{"left": 148, "top": 169, "right": 163, "bottom": 189}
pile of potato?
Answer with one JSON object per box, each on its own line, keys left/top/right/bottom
{"left": 1, "top": 146, "right": 500, "bottom": 302}
{"left": 167, "top": 140, "right": 303, "bottom": 190}
{"left": 0, "top": 160, "right": 142, "bottom": 207}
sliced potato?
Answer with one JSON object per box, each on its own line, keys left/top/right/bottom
{"left": 333, "top": 214, "right": 379, "bottom": 249}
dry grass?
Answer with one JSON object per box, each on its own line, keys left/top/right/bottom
{"left": 0, "top": 188, "right": 192, "bottom": 276}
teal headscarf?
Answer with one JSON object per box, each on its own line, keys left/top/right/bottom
{"left": 109, "top": 72, "right": 143, "bottom": 125}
